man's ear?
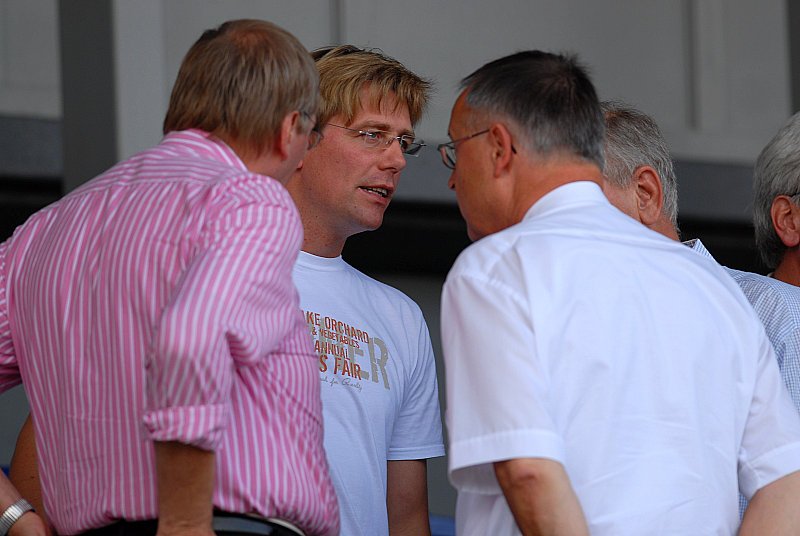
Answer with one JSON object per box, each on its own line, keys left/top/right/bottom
{"left": 771, "top": 195, "right": 800, "bottom": 248}
{"left": 632, "top": 165, "right": 664, "bottom": 227}
{"left": 489, "top": 123, "right": 515, "bottom": 178}
{"left": 275, "top": 110, "right": 302, "bottom": 160}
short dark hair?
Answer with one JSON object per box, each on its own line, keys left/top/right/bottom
{"left": 460, "top": 50, "right": 604, "bottom": 168}
{"left": 163, "top": 19, "right": 319, "bottom": 160}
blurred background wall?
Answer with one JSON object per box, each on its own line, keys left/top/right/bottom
{"left": 2, "top": 0, "right": 799, "bottom": 519}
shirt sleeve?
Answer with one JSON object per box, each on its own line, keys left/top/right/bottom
{"left": 442, "top": 270, "right": 563, "bottom": 494}
{"left": 387, "top": 309, "right": 445, "bottom": 460}
{"left": 738, "top": 332, "right": 800, "bottom": 499}
{"left": 143, "top": 184, "right": 303, "bottom": 451}
{"left": 0, "top": 241, "right": 20, "bottom": 393}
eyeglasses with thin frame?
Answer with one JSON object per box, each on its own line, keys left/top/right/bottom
{"left": 437, "top": 129, "right": 517, "bottom": 170}
{"left": 326, "top": 124, "right": 426, "bottom": 156}
{"left": 300, "top": 111, "right": 324, "bottom": 150}
{"left": 437, "top": 129, "right": 490, "bottom": 170}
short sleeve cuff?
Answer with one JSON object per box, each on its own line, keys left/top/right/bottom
{"left": 739, "top": 441, "right": 800, "bottom": 499}
{"left": 387, "top": 443, "right": 446, "bottom": 461}
{"left": 143, "top": 403, "right": 228, "bottom": 451}
{"left": 449, "top": 429, "right": 565, "bottom": 493}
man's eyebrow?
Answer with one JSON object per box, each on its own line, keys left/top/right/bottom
{"left": 353, "top": 121, "right": 415, "bottom": 138}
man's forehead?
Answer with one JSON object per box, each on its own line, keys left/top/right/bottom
{"left": 448, "top": 92, "right": 472, "bottom": 136}
{"left": 344, "top": 88, "right": 412, "bottom": 131}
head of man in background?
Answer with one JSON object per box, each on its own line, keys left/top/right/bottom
{"left": 600, "top": 101, "right": 680, "bottom": 240}
{"left": 286, "top": 45, "right": 444, "bottom": 536}
{"left": 753, "top": 112, "right": 800, "bottom": 285}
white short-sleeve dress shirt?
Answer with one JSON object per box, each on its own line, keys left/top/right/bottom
{"left": 442, "top": 182, "right": 800, "bottom": 536}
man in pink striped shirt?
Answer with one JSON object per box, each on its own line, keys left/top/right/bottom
{"left": 0, "top": 19, "right": 338, "bottom": 536}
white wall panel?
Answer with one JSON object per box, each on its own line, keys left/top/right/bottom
{"left": 341, "top": 0, "right": 789, "bottom": 166}
{"left": 0, "top": 0, "right": 792, "bottom": 183}
{"left": 161, "top": 1, "right": 336, "bottom": 91}
{"left": 112, "top": 0, "right": 168, "bottom": 160}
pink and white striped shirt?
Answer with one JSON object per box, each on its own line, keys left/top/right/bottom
{"left": 0, "top": 129, "right": 339, "bottom": 535}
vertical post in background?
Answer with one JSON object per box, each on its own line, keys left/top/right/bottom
{"left": 59, "top": 0, "right": 118, "bottom": 192}
{"left": 59, "top": 0, "right": 167, "bottom": 192}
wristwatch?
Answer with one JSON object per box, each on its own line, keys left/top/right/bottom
{"left": 0, "top": 499, "right": 35, "bottom": 536}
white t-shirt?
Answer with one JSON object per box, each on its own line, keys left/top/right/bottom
{"left": 293, "top": 251, "right": 445, "bottom": 536}
{"left": 442, "top": 181, "right": 800, "bottom": 536}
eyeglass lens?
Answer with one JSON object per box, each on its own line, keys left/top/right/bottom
{"left": 437, "top": 144, "right": 456, "bottom": 170}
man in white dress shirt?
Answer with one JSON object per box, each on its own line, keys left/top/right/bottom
{"left": 601, "top": 100, "right": 800, "bottom": 517}
{"left": 438, "top": 50, "right": 800, "bottom": 536}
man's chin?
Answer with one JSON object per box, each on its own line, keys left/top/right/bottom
{"left": 350, "top": 216, "right": 385, "bottom": 237}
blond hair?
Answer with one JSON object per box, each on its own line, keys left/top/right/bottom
{"left": 164, "top": 19, "right": 319, "bottom": 159}
{"left": 312, "top": 45, "right": 430, "bottom": 127}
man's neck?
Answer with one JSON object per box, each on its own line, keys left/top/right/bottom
{"left": 301, "top": 238, "right": 346, "bottom": 258}
{"left": 773, "top": 255, "right": 800, "bottom": 287}
{"left": 510, "top": 159, "right": 604, "bottom": 221}
{"left": 652, "top": 218, "right": 680, "bottom": 241}
{"left": 299, "top": 216, "right": 348, "bottom": 258}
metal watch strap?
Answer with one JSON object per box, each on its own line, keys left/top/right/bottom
{"left": 0, "top": 499, "right": 34, "bottom": 536}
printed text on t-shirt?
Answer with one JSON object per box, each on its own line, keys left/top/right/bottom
{"left": 304, "top": 309, "right": 391, "bottom": 390}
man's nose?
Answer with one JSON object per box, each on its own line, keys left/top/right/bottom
{"left": 380, "top": 139, "right": 407, "bottom": 171}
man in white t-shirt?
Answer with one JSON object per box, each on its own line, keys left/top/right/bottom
{"left": 438, "top": 50, "right": 800, "bottom": 535}
{"left": 286, "top": 45, "right": 444, "bottom": 536}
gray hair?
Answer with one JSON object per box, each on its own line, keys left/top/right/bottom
{"left": 460, "top": 50, "right": 605, "bottom": 169}
{"left": 754, "top": 111, "right": 800, "bottom": 270}
{"left": 601, "top": 101, "right": 679, "bottom": 227}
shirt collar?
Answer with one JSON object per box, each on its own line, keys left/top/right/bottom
{"left": 683, "top": 238, "right": 716, "bottom": 261}
{"left": 524, "top": 181, "right": 606, "bottom": 221}
{"left": 296, "top": 250, "right": 347, "bottom": 272}
{"left": 160, "top": 129, "right": 248, "bottom": 172}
